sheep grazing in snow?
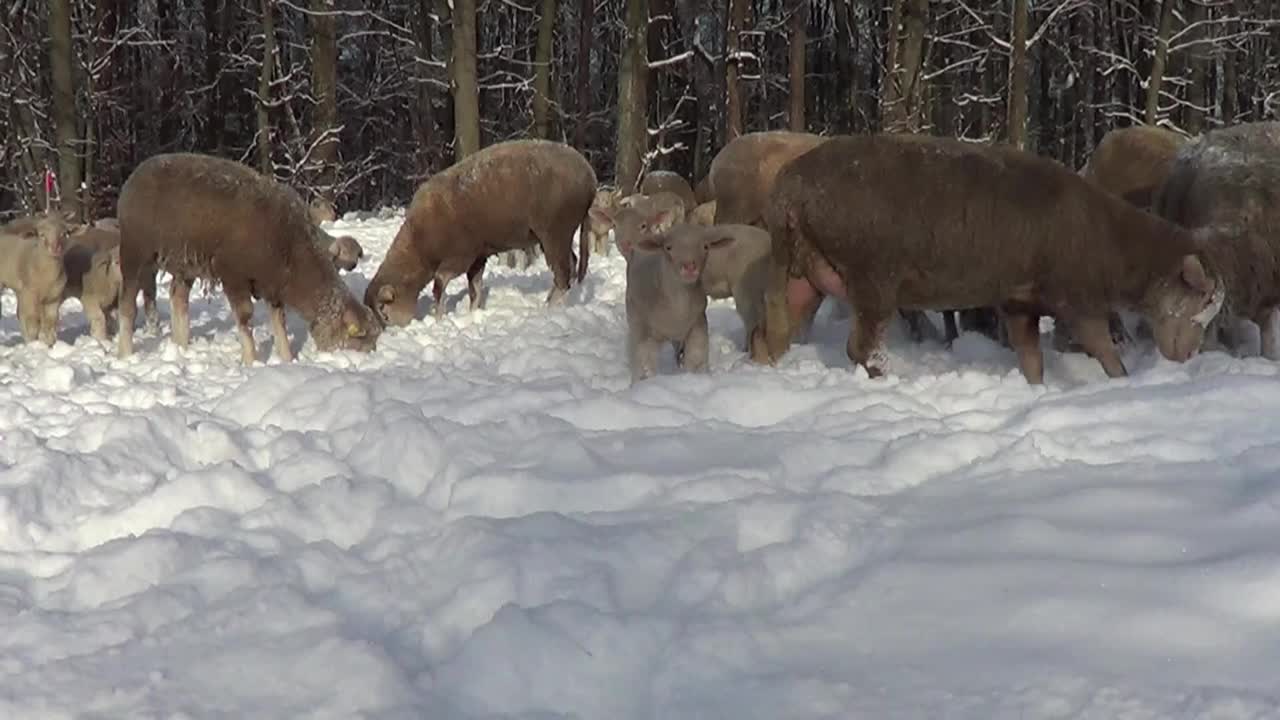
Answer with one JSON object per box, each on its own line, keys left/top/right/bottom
{"left": 364, "top": 139, "right": 597, "bottom": 326}
{"left": 756, "top": 132, "right": 1224, "bottom": 385}
{"left": 115, "top": 152, "right": 382, "bottom": 364}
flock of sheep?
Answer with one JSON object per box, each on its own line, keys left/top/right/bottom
{"left": 0, "top": 120, "right": 1275, "bottom": 386}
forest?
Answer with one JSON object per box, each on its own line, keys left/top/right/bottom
{"left": 1, "top": 0, "right": 1278, "bottom": 222}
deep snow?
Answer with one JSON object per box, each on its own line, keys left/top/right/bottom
{"left": 2, "top": 211, "right": 1279, "bottom": 719}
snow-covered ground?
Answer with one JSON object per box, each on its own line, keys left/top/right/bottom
{"left": 2, "top": 211, "right": 1280, "bottom": 719}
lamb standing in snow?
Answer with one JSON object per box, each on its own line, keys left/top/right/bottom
{"left": 115, "top": 152, "right": 382, "bottom": 364}
{"left": 61, "top": 224, "right": 123, "bottom": 341}
{"left": 626, "top": 223, "right": 733, "bottom": 383}
{"left": 612, "top": 204, "right": 770, "bottom": 352}
{"left": 584, "top": 188, "right": 624, "bottom": 257}
{"left": 365, "top": 139, "right": 596, "bottom": 326}
{"left": 638, "top": 170, "right": 697, "bottom": 212}
{"left": 0, "top": 212, "right": 70, "bottom": 346}
{"left": 756, "top": 133, "right": 1225, "bottom": 385}
{"left": 1154, "top": 120, "right": 1280, "bottom": 359}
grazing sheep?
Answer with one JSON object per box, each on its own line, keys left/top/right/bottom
{"left": 116, "top": 152, "right": 382, "bottom": 364}
{"left": 625, "top": 223, "right": 732, "bottom": 383}
{"left": 1154, "top": 120, "right": 1280, "bottom": 359}
{"left": 756, "top": 133, "right": 1224, "bottom": 384}
{"left": 365, "top": 139, "right": 596, "bottom": 326}
{"left": 710, "top": 129, "right": 940, "bottom": 344}
{"left": 0, "top": 212, "right": 70, "bottom": 346}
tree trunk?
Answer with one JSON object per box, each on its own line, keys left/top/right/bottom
{"left": 412, "top": 0, "right": 436, "bottom": 174}
{"left": 615, "top": 0, "right": 649, "bottom": 192}
{"left": 257, "top": 0, "right": 276, "bottom": 176}
{"left": 788, "top": 0, "right": 807, "bottom": 132}
{"left": 1184, "top": 0, "right": 1209, "bottom": 134}
{"left": 434, "top": 0, "right": 457, "bottom": 165}
{"left": 533, "top": 0, "right": 557, "bottom": 139}
{"left": 574, "top": 0, "right": 594, "bottom": 150}
{"left": 1144, "top": 0, "right": 1177, "bottom": 124}
{"left": 1006, "top": 0, "right": 1029, "bottom": 149}
{"left": 1078, "top": 4, "right": 1097, "bottom": 158}
{"left": 452, "top": 0, "right": 481, "bottom": 158}
{"left": 831, "top": 0, "right": 854, "bottom": 131}
{"left": 725, "top": 0, "right": 747, "bottom": 139}
{"left": 49, "top": 0, "right": 81, "bottom": 217}
{"left": 674, "top": 0, "right": 716, "bottom": 179}
{"left": 310, "top": 0, "right": 339, "bottom": 201}
{"left": 883, "top": 0, "right": 927, "bottom": 131}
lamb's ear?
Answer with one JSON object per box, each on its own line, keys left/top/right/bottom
{"left": 708, "top": 234, "right": 735, "bottom": 249}
{"left": 377, "top": 284, "right": 396, "bottom": 303}
{"left": 1181, "top": 253, "right": 1211, "bottom": 292}
{"left": 651, "top": 209, "right": 679, "bottom": 233}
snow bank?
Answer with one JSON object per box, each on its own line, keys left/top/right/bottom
{"left": 1, "top": 213, "right": 1278, "bottom": 717}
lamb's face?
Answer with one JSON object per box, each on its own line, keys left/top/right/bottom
{"left": 1145, "top": 253, "right": 1224, "bottom": 362}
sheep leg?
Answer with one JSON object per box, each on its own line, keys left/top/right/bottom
{"left": 226, "top": 290, "right": 257, "bottom": 365}
{"left": 1071, "top": 313, "right": 1128, "bottom": 378}
{"left": 847, "top": 292, "right": 893, "bottom": 379}
{"left": 86, "top": 302, "right": 109, "bottom": 342}
{"left": 466, "top": 256, "right": 488, "bottom": 311}
{"left": 680, "top": 314, "right": 711, "bottom": 373}
{"left": 1108, "top": 311, "right": 1131, "bottom": 347}
{"left": 141, "top": 269, "right": 159, "bottom": 331}
{"left": 39, "top": 298, "right": 60, "bottom": 347}
{"left": 943, "top": 310, "right": 959, "bottom": 344}
{"left": 629, "top": 329, "right": 660, "bottom": 384}
{"left": 431, "top": 270, "right": 459, "bottom": 320}
{"left": 1004, "top": 310, "right": 1045, "bottom": 385}
{"left": 117, "top": 276, "right": 139, "bottom": 358}
{"left": 169, "top": 275, "right": 192, "bottom": 349}
{"left": 16, "top": 292, "right": 39, "bottom": 343}
{"left": 1256, "top": 307, "right": 1278, "bottom": 361}
{"left": 539, "top": 229, "right": 572, "bottom": 306}
{"left": 269, "top": 303, "right": 294, "bottom": 362}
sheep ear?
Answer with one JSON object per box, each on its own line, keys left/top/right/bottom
{"left": 709, "top": 234, "right": 735, "bottom": 249}
{"left": 376, "top": 284, "right": 396, "bottom": 303}
{"left": 652, "top": 209, "right": 678, "bottom": 232}
{"left": 1181, "top": 254, "right": 1211, "bottom": 292}
{"left": 327, "top": 238, "right": 343, "bottom": 258}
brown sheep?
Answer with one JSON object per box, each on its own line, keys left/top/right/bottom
{"left": 116, "top": 152, "right": 382, "bottom": 364}
{"left": 0, "top": 212, "right": 70, "bottom": 345}
{"left": 1154, "top": 120, "right": 1280, "bottom": 359}
{"left": 365, "top": 139, "right": 596, "bottom": 326}
{"left": 755, "top": 133, "right": 1224, "bottom": 385}
{"left": 710, "top": 129, "right": 941, "bottom": 344}
{"left": 638, "top": 170, "right": 697, "bottom": 212}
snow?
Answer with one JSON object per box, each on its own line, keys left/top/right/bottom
{"left": 3, "top": 210, "right": 1280, "bottom": 718}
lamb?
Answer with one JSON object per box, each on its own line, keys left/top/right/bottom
{"left": 115, "top": 152, "right": 382, "bottom": 364}
{"left": 625, "top": 222, "right": 732, "bottom": 383}
{"left": 755, "top": 133, "right": 1224, "bottom": 385}
{"left": 365, "top": 139, "right": 596, "bottom": 326}
{"left": 0, "top": 212, "right": 70, "bottom": 345}
{"left": 612, "top": 203, "right": 770, "bottom": 351}
{"left": 1154, "top": 120, "right": 1280, "bottom": 359}
{"left": 638, "top": 170, "right": 697, "bottom": 212}
{"left": 585, "top": 188, "right": 624, "bottom": 257}
{"left": 61, "top": 224, "right": 123, "bottom": 341}
{"left": 587, "top": 191, "right": 688, "bottom": 253}
{"left": 710, "top": 129, "right": 940, "bottom": 344}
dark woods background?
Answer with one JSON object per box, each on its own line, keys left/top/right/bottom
{"left": 2, "top": 0, "right": 1278, "bottom": 221}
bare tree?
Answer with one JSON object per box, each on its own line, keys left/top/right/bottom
{"left": 1006, "top": 0, "right": 1029, "bottom": 148}
{"left": 452, "top": 0, "right": 480, "bottom": 157}
{"left": 533, "top": 0, "right": 558, "bottom": 139}
{"left": 787, "top": 0, "right": 806, "bottom": 131}
{"left": 615, "top": 0, "right": 649, "bottom": 191}
{"left": 49, "top": 0, "right": 81, "bottom": 216}
{"left": 1145, "top": 0, "right": 1177, "bottom": 124}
